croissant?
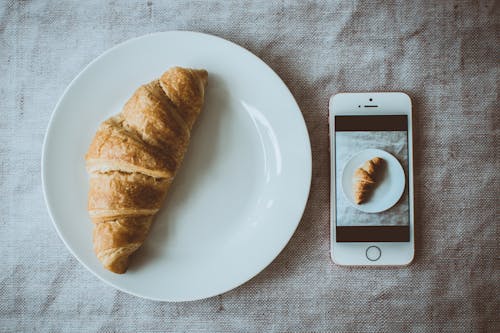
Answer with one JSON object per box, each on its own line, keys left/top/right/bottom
{"left": 353, "top": 157, "right": 385, "bottom": 204}
{"left": 85, "top": 67, "right": 208, "bottom": 273}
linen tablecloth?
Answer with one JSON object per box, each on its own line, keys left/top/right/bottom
{"left": 1, "top": 1, "right": 498, "bottom": 331}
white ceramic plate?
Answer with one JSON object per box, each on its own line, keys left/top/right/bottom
{"left": 42, "top": 31, "right": 311, "bottom": 302}
{"left": 341, "top": 149, "right": 405, "bottom": 213}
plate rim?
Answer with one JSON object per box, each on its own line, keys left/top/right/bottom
{"left": 341, "top": 148, "right": 405, "bottom": 213}
{"left": 41, "top": 31, "right": 312, "bottom": 302}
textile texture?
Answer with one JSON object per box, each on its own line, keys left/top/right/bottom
{"left": 0, "top": 0, "right": 498, "bottom": 332}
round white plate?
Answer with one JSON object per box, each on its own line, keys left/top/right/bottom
{"left": 42, "top": 31, "right": 311, "bottom": 302}
{"left": 342, "top": 149, "right": 405, "bottom": 213}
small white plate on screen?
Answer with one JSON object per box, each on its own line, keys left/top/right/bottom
{"left": 342, "top": 148, "right": 405, "bottom": 213}
{"left": 42, "top": 31, "right": 311, "bottom": 302}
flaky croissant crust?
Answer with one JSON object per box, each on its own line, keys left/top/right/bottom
{"left": 353, "top": 157, "right": 384, "bottom": 204}
{"left": 85, "top": 67, "right": 208, "bottom": 273}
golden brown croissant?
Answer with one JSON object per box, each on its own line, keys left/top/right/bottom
{"left": 85, "top": 67, "right": 208, "bottom": 273}
{"left": 353, "top": 157, "right": 385, "bottom": 204}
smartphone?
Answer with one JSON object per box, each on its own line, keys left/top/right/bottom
{"left": 329, "top": 92, "right": 414, "bottom": 266}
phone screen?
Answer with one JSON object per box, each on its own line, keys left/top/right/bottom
{"left": 335, "top": 115, "right": 410, "bottom": 242}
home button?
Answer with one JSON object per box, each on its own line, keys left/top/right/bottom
{"left": 366, "top": 246, "right": 381, "bottom": 261}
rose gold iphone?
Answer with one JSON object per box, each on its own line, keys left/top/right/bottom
{"left": 329, "top": 92, "right": 414, "bottom": 266}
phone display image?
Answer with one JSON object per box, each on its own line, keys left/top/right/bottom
{"left": 334, "top": 115, "right": 410, "bottom": 242}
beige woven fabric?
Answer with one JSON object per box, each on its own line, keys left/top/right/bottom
{"left": 0, "top": 0, "right": 498, "bottom": 331}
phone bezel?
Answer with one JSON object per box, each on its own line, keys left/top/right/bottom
{"left": 329, "top": 92, "right": 414, "bottom": 266}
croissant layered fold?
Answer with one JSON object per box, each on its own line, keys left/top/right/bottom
{"left": 85, "top": 67, "right": 208, "bottom": 273}
{"left": 353, "top": 157, "right": 385, "bottom": 204}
